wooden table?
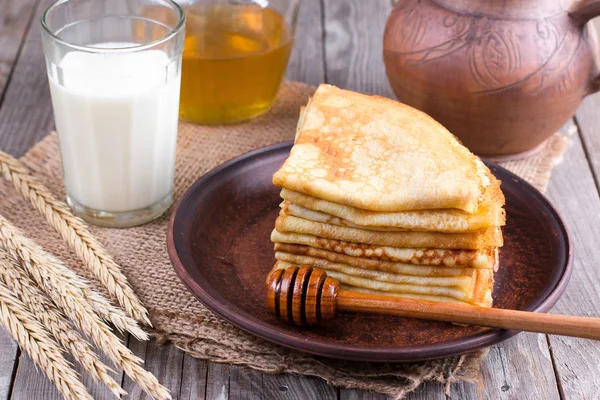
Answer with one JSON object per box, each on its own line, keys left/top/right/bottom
{"left": 1, "top": 1, "right": 599, "bottom": 399}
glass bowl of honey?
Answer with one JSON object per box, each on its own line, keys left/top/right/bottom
{"left": 175, "top": 0, "right": 299, "bottom": 124}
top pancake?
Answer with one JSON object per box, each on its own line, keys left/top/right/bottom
{"left": 272, "top": 84, "right": 491, "bottom": 213}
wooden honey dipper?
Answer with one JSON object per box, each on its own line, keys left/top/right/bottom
{"left": 266, "top": 266, "right": 600, "bottom": 340}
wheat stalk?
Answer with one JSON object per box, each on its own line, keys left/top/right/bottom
{"left": 0, "top": 249, "right": 126, "bottom": 398}
{"left": 0, "top": 216, "right": 171, "bottom": 400}
{"left": 82, "top": 288, "right": 148, "bottom": 340}
{"left": 0, "top": 279, "right": 93, "bottom": 400}
{"left": 0, "top": 150, "right": 151, "bottom": 326}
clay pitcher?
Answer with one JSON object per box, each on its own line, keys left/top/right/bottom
{"left": 383, "top": 0, "right": 600, "bottom": 158}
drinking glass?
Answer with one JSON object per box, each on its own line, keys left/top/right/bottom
{"left": 41, "top": 0, "right": 185, "bottom": 228}
{"left": 176, "top": 0, "right": 300, "bottom": 124}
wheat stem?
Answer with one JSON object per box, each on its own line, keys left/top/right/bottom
{"left": 0, "top": 150, "right": 151, "bottom": 326}
{"left": 0, "top": 216, "right": 171, "bottom": 400}
{"left": 0, "top": 279, "right": 93, "bottom": 400}
{"left": 83, "top": 288, "right": 149, "bottom": 341}
{"left": 0, "top": 248, "right": 126, "bottom": 398}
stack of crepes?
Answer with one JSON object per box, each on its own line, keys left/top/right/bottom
{"left": 269, "top": 84, "right": 505, "bottom": 307}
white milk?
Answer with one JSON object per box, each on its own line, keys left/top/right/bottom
{"left": 48, "top": 44, "right": 181, "bottom": 213}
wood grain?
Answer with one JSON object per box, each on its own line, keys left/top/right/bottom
{"left": 205, "top": 363, "right": 231, "bottom": 400}
{"left": 322, "top": 0, "right": 394, "bottom": 97}
{"left": 261, "top": 372, "right": 337, "bottom": 400}
{"left": 576, "top": 19, "right": 600, "bottom": 185}
{"left": 226, "top": 366, "right": 338, "bottom": 400}
{"left": 0, "top": 0, "right": 38, "bottom": 96}
{"left": 122, "top": 338, "right": 185, "bottom": 399}
{"left": 229, "top": 366, "right": 265, "bottom": 400}
{"left": 0, "top": 330, "right": 17, "bottom": 400}
{"left": 0, "top": 0, "right": 54, "bottom": 157}
{"left": 404, "top": 383, "right": 446, "bottom": 400}
{"left": 543, "top": 132, "right": 600, "bottom": 397}
{"left": 11, "top": 332, "right": 126, "bottom": 400}
{"left": 178, "top": 353, "right": 208, "bottom": 400}
{"left": 80, "top": 337, "right": 125, "bottom": 400}
{"left": 340, "top": 382, "right": 447, "bottom": 400}
{"left": 10, "top": 354, "right": 65, "bottom": 400}
{"left": 451, "top": 333, "right": 560, "bottom": 399}
{"left": 575, "top": 93, "right": 600, "bottom": 186}
{"left": 285, "top": 0, "right": 325, "bottom": 86}
{"left": 340, "top": 388, "right": 392, "bottom": 400}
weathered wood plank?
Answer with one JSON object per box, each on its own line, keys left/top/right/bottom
{"left": 229, "top": 366, "right": 264, "bottom": 400}
{"left": 206, "top": 363, "right": 231, "bottom": 400}
{"left": 262, "top": 373, "right": 337, "bottom": 400}
{"left": 340, "top": 388, "right": 388, "bottom": 400}
{"left": 123, "top": 339, "right": 184, "bottom": 399}
{"left": 407, "top": 383, "right": 446, "bottom": 400}
{"left": 11, "top": 332, "right": 125, "bottom": 400}
{"left": 577, "top": 18, "right": 600, "bottom": 183}
{"left": 0, "top": 0, "right": 39, "bottom": 96}
{"left": 322, "top": 0, "right": 394, "bottom": 97}
{"left": 340, "top": 382, "right": 446, "bottom": 400}
{"left": 0, "top": 0, "right": 54, "bottom": 157}
{"left": 575, "top": 94, "right": 600, "bottom": 186}
{"left": 451, "top": 333, "right": 560, "bottom": 400}
{"left": 541, "top": 130, "right": 600, "bottom": 397}
{"left": 0, "top": 330, "right": 17, "bottom": 400}
{"left": 285, "top": 0, "right": 325, "bottom": 86}
{"left": 82, "top": 334, "right": 126, "bottom": 399}
{"left": 178, "top": 353, "right": 208, "bottom": 400}
{"left": 10, "top": 354, "right": 63, "bottom": 400}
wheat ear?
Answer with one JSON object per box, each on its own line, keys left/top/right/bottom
{"left": 0, "top": 279, "right": 93, "bottom": 400}
{"left": 0, "top": 216, "right": 171, "bottom": 400}
{"left": 0, "top": 150, "right": 151, "bottom": 326}
{"left": 0, "top": 249, "right": 126, "bottom": 398}
{"left": 82, "top": 287, "right": 149, "bottom": 341}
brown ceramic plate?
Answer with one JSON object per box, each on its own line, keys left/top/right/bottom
{"left": 167, "top": 142, "right": 572, "bottom": 362}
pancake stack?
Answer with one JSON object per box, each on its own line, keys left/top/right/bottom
{"left": 269, "top": 85, "right": 505, "bottom": 307}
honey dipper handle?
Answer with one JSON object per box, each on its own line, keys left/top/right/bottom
{"left": 337, "top": 290, "right": 600, "bottom": 340}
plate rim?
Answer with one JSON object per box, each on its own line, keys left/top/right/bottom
{"left": 167, "top": 141, "right": 573, "bottom": 362}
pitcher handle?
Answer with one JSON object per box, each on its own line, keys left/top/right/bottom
{"left": 569, "top": 0, "right": 600, "bottom": 93}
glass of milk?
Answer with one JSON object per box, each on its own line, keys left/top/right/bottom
{"left": 41, "top": 0, "right": 185, "bottom": 228}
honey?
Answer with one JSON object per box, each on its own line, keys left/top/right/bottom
{"left": 179, "top": 4, "right": 293, "bottom": 124}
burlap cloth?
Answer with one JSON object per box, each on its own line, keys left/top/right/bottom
{"left": 0, "top": 82, "right": 573, "bottom": 399}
